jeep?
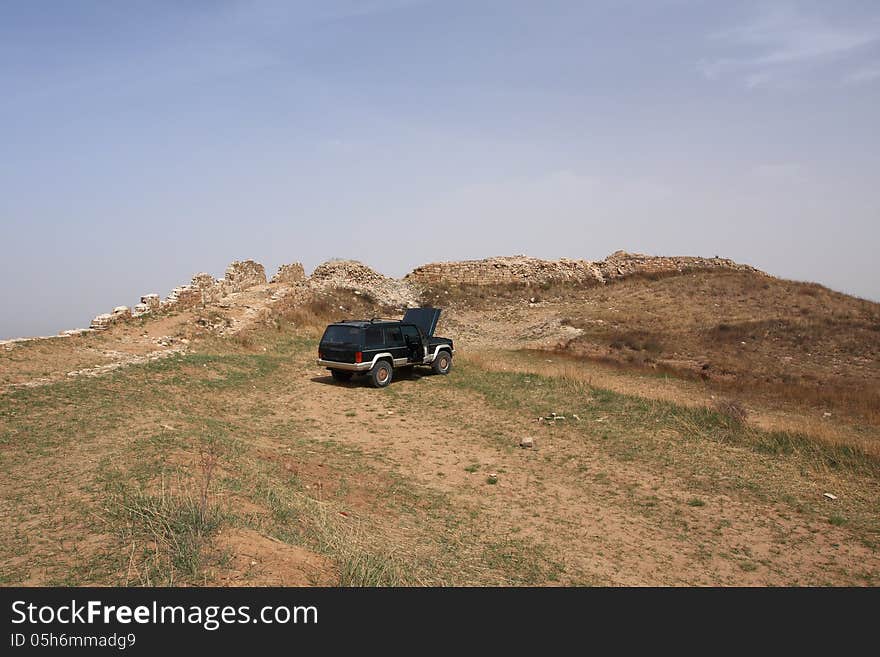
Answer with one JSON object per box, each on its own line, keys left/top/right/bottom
{"left": 317, "top": 308, "right": 454, "bottom": 387}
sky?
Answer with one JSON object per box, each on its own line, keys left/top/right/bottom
{"left": 1, "top": 0, "right": 879, "bottom": 338}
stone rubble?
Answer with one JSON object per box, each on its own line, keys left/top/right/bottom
{"left": 221, "top": 260, "right": 267, "bottom": 294}
{"left": 405, "top": 251, "right": 762, "bottom": 287}
{"left": 88, "top": 259, "right": 271, "bottom": 330}
{"left": 309, "top": 260, "right": 419, "bottom": 309}
{"left": 271, "top": 262, "right": 306, "bottom": 284}
{"left": 90, "top": 313, "right": 115, "bottom": 330}
{"left": 65, "top": 251, "right": 762, "bottom": 339}
{"left": 66, "top": 346, "right": 187, "bottom": 379}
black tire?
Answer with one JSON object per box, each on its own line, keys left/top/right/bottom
{"left": 331, "top": 370, "right": 354, "bottom": 382}
{"left": 431, "top": 350, "right": 452, "bottom": 375}
{"left": 369, "top": 360, "right": 393, "bottom": 388}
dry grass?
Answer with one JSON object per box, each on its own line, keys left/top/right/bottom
{"left": 535, "top": 272, "right": 880, "bottom": 425}
{"left": 268, "top": 288, "right": 399, "bottom": 336}
{"left": 712, "top": 399, "right": 749, "bottom": 425}
{"left": 463, "top": 349, "right": 880, "bottom": 461}
{"left": 109, "top": 473, "right": 225, "bottom": 586}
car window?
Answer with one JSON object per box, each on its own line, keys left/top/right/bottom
{"left": 384, "top": 326, "right": 404, "bottom": 347}
{"left": 321, "top": 325, "right": 362, "bottom": 345}
{"left": 401, "top": 325, "right": 421, "bottom": 343}
{"left": 365, "top": 327, "right": 383, "bottom": 348}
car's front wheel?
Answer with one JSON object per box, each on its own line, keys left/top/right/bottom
{"left": 369, "top": 360, "right": 393, "bottom": 388}
{"left": 432, "top": 351, "right": 452, "bottom": 375}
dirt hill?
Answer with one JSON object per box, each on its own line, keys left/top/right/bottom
{"left": 1, "top": 252, "right": 878, "bottom": 586}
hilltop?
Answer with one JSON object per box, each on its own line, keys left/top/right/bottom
{"left": 1, "top": 251, "right": 878, "bottom": 586}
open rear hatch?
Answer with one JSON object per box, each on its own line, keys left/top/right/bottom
{"left": 402, "top": 307, "right": 441, "bottom": 337}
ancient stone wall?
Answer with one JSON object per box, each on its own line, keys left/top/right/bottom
{"left": 406, "top": 256, "right": 603, "bottom": 286}
{"left": 597, "top": 251, "right": 760, "bottom": 280}
{"left": 84, "top": 252, "right": 762, "bottom": 334}
{"left": 90, "top": 259, "right": 268, "bottom": 330}
{"left": 191, "top": 273, "right": 223, "bottom": 305}
{"left": 221, "top": 260, "right": 267, "bottom": 294}
{"left": 405, "top": 252, "right": 762, "bottom": 287}
{"left": 271, "top": 262, "right": 306, "bottom": 284}
{"left": 310, "top": 260, "right": 419, "bottom": 308}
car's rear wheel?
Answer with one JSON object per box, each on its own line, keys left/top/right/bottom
{"left": 331, "top": 370, "right": 353, "bottom": 382}
{"left": 369, "top": 360, "right": 393, "bottom": 388}
{"left": 432, "top": 351, "right": 452, "bottom": 375}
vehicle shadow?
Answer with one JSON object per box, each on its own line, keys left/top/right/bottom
{"left": 310, "top": 368, "right": 431, "bottom": 388}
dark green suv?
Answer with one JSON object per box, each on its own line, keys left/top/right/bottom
{"left": 317, "top": 308, "right": 454, "bottom": 387}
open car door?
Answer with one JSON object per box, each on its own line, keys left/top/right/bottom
{"left": 402, "top": 307, "right": 441, "bottom": 338}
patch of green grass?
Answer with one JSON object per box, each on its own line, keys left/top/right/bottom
{"left": 464, "top": 463, "right": 480, "bottom": 473}
{"left": 687, "top": 498, "right": 706, "bottom": 507}
{"left": 828, "top": 514, "right": 847, "bottom": 527}
{"left": 450, "top": 360, "right": 879, "bottom": 477}
{"left": 486, "top": 475, "right": 498, "bottom": 485}
{"left": 105, "top": 477, "right": 226, "bottom": 585}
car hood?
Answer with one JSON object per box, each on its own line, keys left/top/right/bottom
{"left": 402, "top": 307, "right": 441, "bottom": 337}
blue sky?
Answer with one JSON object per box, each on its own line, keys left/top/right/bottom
{"left": 2, "top": 0, "right": 879, "bottom": 338}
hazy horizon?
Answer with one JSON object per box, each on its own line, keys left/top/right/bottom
{"left": 3, "top": 0, "right": 879, "bottom": 339}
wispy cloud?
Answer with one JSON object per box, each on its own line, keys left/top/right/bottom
{"left": 698, "top": 3, "right": 880, "bottom": 88}
{"left": 843, "top": 64, "right": 880, "bottom": 85}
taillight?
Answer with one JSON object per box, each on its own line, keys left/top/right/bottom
{"left": 355, "top": 351, "right": 363, "bottom": 363}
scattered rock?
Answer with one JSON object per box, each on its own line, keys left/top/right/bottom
{"left": 141, "top": 294, "right": 160, "bottom": 311}
{"left": 520, "top": 437, "right": 534, "bottom": 448}
{"left": 823, "top": 493, "right": 838, "bottom": 500}
{"left": 90, "top": 313, "right": 114, "bottom": 330}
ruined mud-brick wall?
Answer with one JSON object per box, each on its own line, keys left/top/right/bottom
{"left": 406, "top": 252, "right": 763, "bottom": 287}
{"left": 597, "top": 251, "right": 761, "bottom": 280}
{"left": 90, "top": 259, "right": 271, "bottom": 330}
{"left": 406, "top": 256, "right": 603, "bottom": 286}
{"left": 271, "top": 262, "right": 306, "bottom": 284}
{"left": 221, "top": 259, "right": 267, "bottom": 293}
{"left": 310, "top": 260, "right": 419, "bottom": 308}
{"left": 161, "top": 259, "right": 268, "bottom": 310}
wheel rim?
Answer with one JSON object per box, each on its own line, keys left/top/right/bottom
{"left": 378, "top": 368, "right": 389, "bottom": 382}
{"left": 440, "top": 357, "right": 448, "bottom": 370}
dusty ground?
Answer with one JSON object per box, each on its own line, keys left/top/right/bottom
{"left": 1, "top": 271, "right": 878, "bottom": 586}
{"left": 1, "top": 326, "right": 877, "bottom": 586}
